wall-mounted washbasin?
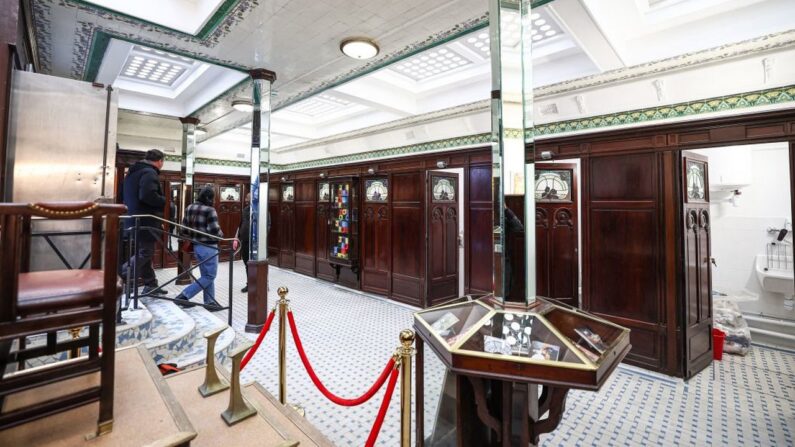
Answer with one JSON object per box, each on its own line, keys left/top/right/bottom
{"left": 755, "top": 254, "right": 794, "bottom": 296}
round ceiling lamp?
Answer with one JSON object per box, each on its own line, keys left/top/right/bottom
{"left": 340, "top": 38, "right": 379, "bottom": 60}
{"left": 232, "top": 99, "right": 253, "bottom": 113}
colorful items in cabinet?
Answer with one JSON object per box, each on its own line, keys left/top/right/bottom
{"left": 332, "top": 236, "right": 349, "bottom": 259}
{"left": 334, "top": 184, "right": 350, "bottom": 206}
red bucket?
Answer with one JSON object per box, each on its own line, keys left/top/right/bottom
{"left": 712, "top": 328, "right": 725, "bottom": 361}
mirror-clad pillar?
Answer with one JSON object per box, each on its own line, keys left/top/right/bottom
{"left": 177, "top": 116, "right": 199, "bottom": 285}
{"left": 246, "top": 68, "right": 276, "bottom": 333}
{"left": 490, "top": 0, "right": 534, "bottom": 303}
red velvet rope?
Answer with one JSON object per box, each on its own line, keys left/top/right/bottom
{"left": 365, "top": 367, "right": 399, "bottom": 447}
{"left": 240, "top": 308, "right": 277, "bottom": 371}
{"left": 287, "top": 311, "right": 396, "bottom": 406}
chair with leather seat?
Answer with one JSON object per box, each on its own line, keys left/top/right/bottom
{"left": 0, "top": 201, "right": 126, "bottom": 435}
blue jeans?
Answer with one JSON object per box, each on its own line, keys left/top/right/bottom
{"left": 182, "top": 244, "right": 218, "bottom": 304}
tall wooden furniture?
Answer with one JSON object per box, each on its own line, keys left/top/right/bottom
{"left": 0, "top": 201, "right": 125, "bottom": 433}
{"left": 415, "top": 296, "right": 630, "bottom": 446}
{"left": 328, "top": 177, "right": 360, "bottom": 288}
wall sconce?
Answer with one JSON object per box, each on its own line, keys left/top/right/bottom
{"left": 367, "top": 168, "right": 375, "bottom": 174}
{"left": 436, "top": 160, "right": 448, "bottom": 169}
{"left": 280, "top": 176, "right": 286, "bottom": 182}
{"left": 540, "top": 151, "right": 553, "bottom": 160}
{"left": 319, "top": 172, "right": 326, "bottom": 178}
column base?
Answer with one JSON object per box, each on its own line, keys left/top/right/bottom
{"left": 245, "top": 260, "right": 268, "bottom": 333}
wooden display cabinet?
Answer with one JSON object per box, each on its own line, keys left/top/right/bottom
{"left": 328, "top": 177, "right": 359, "bottom": 278}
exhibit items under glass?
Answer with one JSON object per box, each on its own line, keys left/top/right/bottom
{"left": 415, "top": 295, "right": 631, "bottom": 445}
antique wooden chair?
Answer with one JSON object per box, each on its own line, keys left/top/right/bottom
{"left": 0, "top": 201, "right": 126, "bottom": 434}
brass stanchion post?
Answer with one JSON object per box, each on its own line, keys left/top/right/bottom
{"left": 198, "top": 326, "right": 229, "bottom": 397}
{"left": 399, "top": 329, "right": 415, "bottom": 447}
{"left": 277, "top": 286, "right": 289, "bottom": 405}
{"left": 222, "top": 340, "right": 257, "bottom": 425}
{"left": 68, "top": 327, "right": 82, "bottom": 359}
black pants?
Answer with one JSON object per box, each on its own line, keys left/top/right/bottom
{"left": 122, "top": 230, "right": 157, "bottom": 287}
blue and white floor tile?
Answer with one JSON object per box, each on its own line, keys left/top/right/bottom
{"left": 154, "top": 261, "right": 795, "bottom": 446}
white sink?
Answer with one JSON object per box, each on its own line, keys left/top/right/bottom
{"left": 755, "top": 254, "right": 795, "bottom": 296}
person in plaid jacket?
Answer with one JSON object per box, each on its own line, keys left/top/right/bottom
{"left": 175, "top": 185, "right": 224, "bottom": 309}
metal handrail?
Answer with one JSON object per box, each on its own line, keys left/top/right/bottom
{"left": 121, "top": 214, "right": 241, "bottom": 246}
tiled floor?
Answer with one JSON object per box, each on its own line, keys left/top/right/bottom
{"left": 156, "top": 261, "right": 795, "bottom": 446}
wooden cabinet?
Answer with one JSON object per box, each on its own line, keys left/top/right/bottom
{"left": 328, "top": 177, "right": 359, "bottom": 288}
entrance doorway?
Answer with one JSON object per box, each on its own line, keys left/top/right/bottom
{"left": 426, "top": 169, "right": 463, "bottom": 306}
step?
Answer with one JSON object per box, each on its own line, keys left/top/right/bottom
{"left": 139, "top": 297, "right": 197, "bottom": 365}
{"left": 0, "top": 345, "right": 197, "bottom": 446}
{"left": 164, "top": 364, "right": 334, "bottom": 446}
{"left": 166, "top": 306, "right": 236, "bottom": 370}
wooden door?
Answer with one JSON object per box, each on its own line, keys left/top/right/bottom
{"left": 294, "top": 180, "right": 316, "bottom": 276}
{"left": 426, "top": 171, "right": 459, "bottom": 306}
{"left": 316, "top": 181, "right": 334, "bottom": 281}
{"left": 535, "top": 164, "right": 579, "bottom": 306}
{"left": 267, "top": 182, "right": 280, "bottom": 265}
{"left": 279, "top": 183, "right": 296, "bottom": 268}
{"left": 217, "top": 184, "right": 242, "bottom": 262}
{"left": 682, "top": 152, "right": 713, "bottom": 378}
{"left": 362, "top": 177, "right": 391, "bottom": 295}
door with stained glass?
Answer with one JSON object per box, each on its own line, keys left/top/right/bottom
{"left": 426, "top": 171, "right": 460, "bottom": 306}
{"left": 535, "top": 164, "right": 579, "bottom": 306}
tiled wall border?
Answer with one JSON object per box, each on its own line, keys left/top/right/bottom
{"left": 164, "top": 83, "right": 795, "bottom": 172}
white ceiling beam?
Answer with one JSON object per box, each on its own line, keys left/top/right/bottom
{"left": 332, "top": 77, "right": 418, "bottom": 117}
{"left": 547, "top": 0, "right": 625, "bottom": 72}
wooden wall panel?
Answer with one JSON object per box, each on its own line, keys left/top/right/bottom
{"left": 584, "top": 152, "right": 666, "bottom": 371}
{"left": 316, "top": 195, "right": 334, "bottom": 281}
{"left": 267, "top": 182, "right": 280, "bottom": 265}
{"left": 294, "top": 180, "right": 316, "bottom": 276}
{"left": 391, "top": 172, "right": 424, "bottom": 306}
{"left": 362, "top": 199, "right": 391, "bottom": 295}
{"left": 467, "top": 165, "right": 493, "bottom": 294}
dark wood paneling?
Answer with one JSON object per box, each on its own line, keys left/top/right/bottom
{"left": 584, "top": 152, "right": 666, "bottom": 371}
{"left": 279, "top": 198, "right": 295, "bottom": 269}
{"left": 294, "top": 179, "right": 316, "bottom": 277}
{"left": 468, "top": 165, "right": 493, "bottom": 294}
{"left": 316, "top": 198, "right": 334, "bottom": 281}
{"left": 267, "top": 182, "right": 281, "bottom": 265}
{"left": 362, "top": 198, "right": 390, "bottom": 295}
{"left": 391, "top": 172, "right": 424, "bottom": 304}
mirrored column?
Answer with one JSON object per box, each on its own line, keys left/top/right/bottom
{"left": 490, "top": 0, "right": 534, "bottom": 304}
{"left": 177, "top": 117, "right": 199, "bottom": 285}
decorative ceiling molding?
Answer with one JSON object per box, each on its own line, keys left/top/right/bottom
{"left": 535, "top": 29, "right": 795, "bottom": 99}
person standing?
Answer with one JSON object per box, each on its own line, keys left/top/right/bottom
{"left": 234, "top": 192, "right": 251, "bottom": 293}
{"left": 175, "top": 186, "right": 223, "bottom": 309}
{"left": 121, "top": 149, "right": 168, "bottom": 296}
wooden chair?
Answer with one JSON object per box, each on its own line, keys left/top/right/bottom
{"left": 0, "top": 201, "right": 126, "bottom": 435}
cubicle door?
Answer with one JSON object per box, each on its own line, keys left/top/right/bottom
{"left": 682, "top": 152, "right": 713, "bottom": 379}
{"left": 316, "top": 181, "right": 334, "bottom": 280}
{"left": 426, "top": 171, "right": 459, "bottom": 306}
{"left": 279, "top": 183, "right": 296, "bottom": 269}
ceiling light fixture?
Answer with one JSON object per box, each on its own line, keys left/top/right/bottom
{"left": 232, "top": 99, "right": 254, "bottom": 113}
{"left": 340, "top": 38, "right": 379, "bottom": 60}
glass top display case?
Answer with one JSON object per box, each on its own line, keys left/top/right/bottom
{"left": 414, "top": 295, "right": 631, "bottom": 390}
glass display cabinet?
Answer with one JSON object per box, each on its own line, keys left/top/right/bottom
{"left": 414, "top": 295, "right": 631, "bottom": 446}
{"left": 328, "top": 177, "right": 359, "bottom": 275}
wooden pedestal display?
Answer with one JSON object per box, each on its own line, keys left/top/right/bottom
{"left": 414, "top": 296, "right": 631, "bottom": 446}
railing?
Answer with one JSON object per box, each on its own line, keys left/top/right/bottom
{"left": 120, "top": 214, "right": 241, "bottom": 326}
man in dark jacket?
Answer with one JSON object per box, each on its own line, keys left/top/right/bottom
{"left": 121, "top": 149, "right": 167, "bottom": 295}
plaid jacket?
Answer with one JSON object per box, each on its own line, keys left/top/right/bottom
{"left": 182, "top": 203, "right": 223, "bottom": 243}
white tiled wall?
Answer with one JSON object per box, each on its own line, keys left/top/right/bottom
{"left": 693, "top": 143, "right": 793, "bottom": 319}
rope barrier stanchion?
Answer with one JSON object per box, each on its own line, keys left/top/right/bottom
{"left": 277, "top": 286, "right": 290, "bottom": 405}
{"left": 364, "top": 366, "right": 400, "bottom": 447}
{"left": 288, "top": 310, "right": 396, "bottom": 406}
{"left": 398, "top": 330, "right": 415, "bottom": 447}
{"left": 240, "top": 308, "right": 276, "bottom": 371}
